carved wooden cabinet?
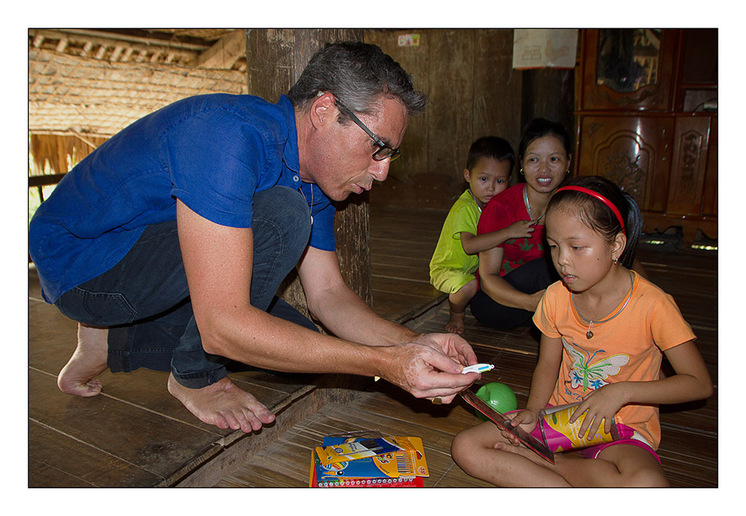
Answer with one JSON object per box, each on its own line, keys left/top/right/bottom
{"left": 575, "top": 29, "right": 717, "bottom": 243}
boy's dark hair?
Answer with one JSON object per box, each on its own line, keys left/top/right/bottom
{"left": 547, "top": 175, "right": 642, "bottom": 268}
{"left": 465, "top": 136, "right": 516, "bottom": 173}
{"left": 518, "top": 118, "right": 572, "bottom": 160}
{"left": 287, "top": 42, "right": 428, "bottom": 121}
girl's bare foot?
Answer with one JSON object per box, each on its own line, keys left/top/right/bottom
{"left": 493, "top": 440, "right": 584, "bottom": 470}
{"left": 57, "top": 324, "right": 109, "bottom": 397}
{"left": 445, "top": 310, "right": 466, "bottom": 334}
{"left": 167, "top": 373, "right": 276, "bottom": 433}
{"left": 492, "top": 440, "right": 550, "bottom": 465}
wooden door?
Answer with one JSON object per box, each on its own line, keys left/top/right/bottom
{"left": 667, "top": 115, "right": 713, "bottom": 216}
{"left": 576, "top": 115, "right": 673, "bottom": 216}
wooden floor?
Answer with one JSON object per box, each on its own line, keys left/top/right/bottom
{"left": 27, "top": 204, "right": 717, "bottom": 488}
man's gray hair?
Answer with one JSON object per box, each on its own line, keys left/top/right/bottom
{"left": 288, "top": 42, "right": 427, "bottom": 120}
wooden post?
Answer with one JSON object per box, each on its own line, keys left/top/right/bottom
{"left": 520, "top": 68, "right": 575, "bottom": 144}
{"left": 244, "top": 29, "right": 372, "bottom": 323}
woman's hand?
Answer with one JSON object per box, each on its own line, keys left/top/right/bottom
{"left": 525, "top": 289, "right": 547, "bottom": 312}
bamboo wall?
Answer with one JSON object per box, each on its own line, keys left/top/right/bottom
{"left": 29, "top": 134, "right": 107, "bottom": 176}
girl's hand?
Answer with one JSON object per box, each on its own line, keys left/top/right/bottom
{"left": 569, "top": 383, "right": 626, "bottom": 439}
{"left": 505, "top": 219, "right": 538, "bottom": 240}
{"left": 499, "top": 409, "right": 540, "bottom": 446}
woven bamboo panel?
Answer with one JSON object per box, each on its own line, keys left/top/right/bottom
{"left": 29, "top": 48, "right": 248, "bottom": 137}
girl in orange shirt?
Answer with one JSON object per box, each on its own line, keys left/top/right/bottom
{"left": 451, "top": 175, "right": 713, "bottom": 487}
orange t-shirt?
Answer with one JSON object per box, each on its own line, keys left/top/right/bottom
{"left": 533, "top": 272, "right": 696, "bottom": 449}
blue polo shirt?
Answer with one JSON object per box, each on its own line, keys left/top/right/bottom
{"left": 29, "top": 94, "right": 336, "bottom": 303}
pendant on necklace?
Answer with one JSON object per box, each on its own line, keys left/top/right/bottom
{"left": 574, "top": 270, "right": 635, "bottom": 341}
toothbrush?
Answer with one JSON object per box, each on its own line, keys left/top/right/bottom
{"left": 462, "top": 363, "right": 494, "bottom": 374}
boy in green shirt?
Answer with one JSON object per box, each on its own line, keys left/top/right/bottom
{"left": 429, "top": 137, "right": 535, "bottom": 334}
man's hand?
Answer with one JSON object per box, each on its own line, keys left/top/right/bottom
{"left": 381, "top": 333, "right": 479, "bottom": 403}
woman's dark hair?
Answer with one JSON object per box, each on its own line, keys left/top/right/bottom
{"left": 547, "top": 175, "right": 642, "bottom": 267}
{"left": 466, "top": 136, "right": 516, "bottom": 172}
{"left": 518, "top": 118, "right": 572, "bottom": 161}
{"left": 287, "top": 42, "right": 428, "bottom": 120}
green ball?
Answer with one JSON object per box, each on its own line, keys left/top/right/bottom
{"left": 475, "top": 382, "right": 517, "bottom": 421}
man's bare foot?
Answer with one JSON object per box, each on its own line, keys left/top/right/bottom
{"left": 167, "top": 373, "right": 276, "bottom": 433}
{"left": 445, "top": 310, "right": 466, "bottom": 334}
{"left": 57, "top": 323, "right": 109, "bottom": 397}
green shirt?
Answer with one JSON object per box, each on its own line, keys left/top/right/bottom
{"left": 429, "top": 189, "right": 481, "bottom": 292}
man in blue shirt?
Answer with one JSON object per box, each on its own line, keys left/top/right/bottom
{"left": 29, "top": 42, "right": 480, "bottom": 433}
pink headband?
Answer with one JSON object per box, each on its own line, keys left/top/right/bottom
{"left": 557, "top": 185, "right": 626, "bottom": 235}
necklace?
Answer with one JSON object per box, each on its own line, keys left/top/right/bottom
{"left": 523, "top": 186, "right": 546, "bottom": 221}
{"left": 523, "top": 185, "right": 532, "bottom": 219}
{"left": 571, "top": 270, "right": 634, "bottom": 339}
{"left": 468, "top": 189, "right": 483, "bottom": 212}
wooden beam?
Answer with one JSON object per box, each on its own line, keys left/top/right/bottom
{"left": 80, "top": 41, "right": 93, "bottom": 58}
{"left": 195, "top": 29, "right": 246, "bottom": 69}
{"left": 94, "top": 45, "right": 107, "bottom": 60}
{"left": 42, "top": 28, "right": 208, "bottom": 51}
{"left": 110, "top": 45, "right": 124, "bottom": 61}
{"left": 29, "top": 29, "right": 201, "bottom": 64}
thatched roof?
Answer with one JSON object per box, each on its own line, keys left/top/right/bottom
{"left": 29, "top": 29, "right": 249, "bottom": 139}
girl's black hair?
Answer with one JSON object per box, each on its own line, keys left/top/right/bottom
{"left": 547, "top": 176, "right": 642, "bottom": 267}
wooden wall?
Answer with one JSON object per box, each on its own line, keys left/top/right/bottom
{"left": 365, "top": 29, "right": 525, "bottom": 210}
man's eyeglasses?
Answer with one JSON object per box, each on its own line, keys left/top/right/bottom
{"left": 334, "top": 97, "right": 401, "bottom": 162}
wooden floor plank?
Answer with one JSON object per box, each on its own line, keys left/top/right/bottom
{"left": 371, "top": 261, "right": 432, "bottom": 283}
{"left": 370, "top": 275, "right": 441, "bottom": 298}
{"left": 372, "top": 290, "right": 441, "bottom": 323}
{"left": 29, "top": 420, "right": 161, "bottom": 487}
{"left": 28, "top": 297, "right": 81, "bottom": 375}
{"left": 28, "top": 368, "right": 221, "bottom": 483}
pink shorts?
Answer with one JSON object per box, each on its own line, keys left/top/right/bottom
{"left": 579, "top": 432, "right": 661, "bottom": 464}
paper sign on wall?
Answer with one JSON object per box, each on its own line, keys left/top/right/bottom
{"left": 398, "top": 34, "right": 420, "bottom": 47}
{"left": 512, "top": 29, "right": 578, "bottom": 69}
